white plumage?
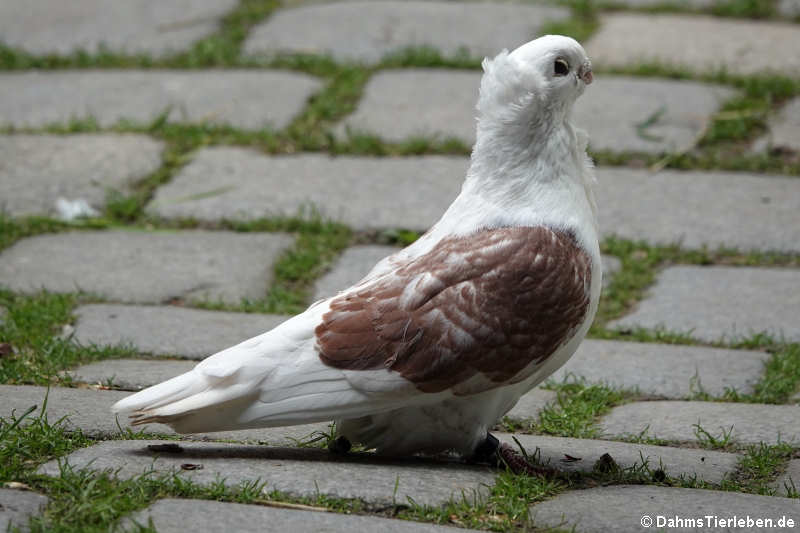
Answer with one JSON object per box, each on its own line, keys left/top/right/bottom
{"left": 113, "top": 35, "right": 600, "bottom": 460}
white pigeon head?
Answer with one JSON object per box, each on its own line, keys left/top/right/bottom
{"left": 476, "top": 35, "right": 592, "bottom": 131}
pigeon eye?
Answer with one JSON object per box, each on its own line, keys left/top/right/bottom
{"left": 554, "top": 58, "right": 570, "bottom": 76}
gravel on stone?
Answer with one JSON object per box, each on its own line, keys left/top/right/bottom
{"left": 500, "top": 433, "right": 738, "bottom": 484}
{"left": 38, "top": 440, "right": 496, "bottom": 507}
{"left": 73, "top": 304, "right": 290, "bottom": 359}
{"left": 0, "top": 0, "right": 238, "bottom": 56}
{"left": 125, "top": 498, "right": 482, "bottom": 532}
{"left": 549, "top": 339, "right": 768, "bottom": 399}
{"left": 773, "top": 459, "right": 800, "bottom": 497}
{"left": 0, "top": 134, "right": 163, "bottom": 218}
{"left": 0, "top": 385, "right": 333, "bottom": 445}
{"left": 313, "top": 245, "right": 399, "bottom": 300}
{"left": 0, "top": 230, "right": 293, "bottom": 305}
{"left": 600, "top": 401, "right": 800, "bottom": 445}
{"left": 609, "top": 265, "right": 800, "bottom": 342}
{"left": 148, "top": 149, "right": 468, "bottom": 229}
{"left": 587, "top": 14, "right": 800, "bottom": 76}
{"left": 337, "top": 71, "right": 733, "bottom": 153}
{"left": 0, "top": 488, "right": 48, "bottom": 533}
{"left": 243, "top": 1, "right": 569, "bottom": 64}
{"left": 755, "top": 97, "right": 800, "bottom": 153}
{"left": 504, "top": 389, "right": 558, "bottom": 421}
{"left": 0, "top": 70, "right": 321, "bottom": 130}
{"left": 66, "top": 359, "right": 196, "bottom": 391}
{"left": 596, "top": 168, "right": 800, "bottom": 252}
{"left": 531, "top": 485, "right": 799, "bottom": 533}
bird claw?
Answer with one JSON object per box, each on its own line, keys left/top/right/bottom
{"left": 328, "top": 436, "right": 352, "bottom": 455}
{"left": 496, "top": 442, "right": 557, "bottom": 477}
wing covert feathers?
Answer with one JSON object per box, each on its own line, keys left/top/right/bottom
{"left": 315, "top": 226, "right": 592, "bottom": 393}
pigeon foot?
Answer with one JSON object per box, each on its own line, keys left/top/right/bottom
{"left": 328, "top": 436, "right": 352, "bottom": 455}
{"left": 496, "top": 442, "right": 558, "bottom": 477}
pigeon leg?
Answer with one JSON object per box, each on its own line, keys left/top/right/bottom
{"left": 328, "top": 436, "right": 352, "bottom": 455}
{"left": 470, "top": 433, "right": 557, "bottom": 477}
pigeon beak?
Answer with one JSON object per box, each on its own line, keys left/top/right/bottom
{"left": 578, "top": 61, "right": 593, "bottom": 85}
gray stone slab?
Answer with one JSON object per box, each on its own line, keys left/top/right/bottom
{"left": 0, "top": 488, "right": 48, "bottom": 533}
{"left": 73, "top": 304, "right": 290, "bottom": 359}
{"left": 587, "top": 14, "right": 800, "bottom": 77}
{"left": 337, "top": 69, "right": 478, "bottom": 144}
{"left": 550, "top": 339, "right": 768, "bottom": 399}
{"left": 0, "top": 385, "right": 333, "bottom": 445}
{"left": 755, "top": 97, "right": 800, "bottom": 153}
{"left": 600, "top": 401, "right": 800, "bottom": 445}
{"left": 0, "top": 0, "right": 238, "bottom": 56}
{"left": 774, "top": 459, "right": 800, "bottom": 497}
{"left": 602, "top": 255, "right": 621, "bottom": 287}
{"left": 500, "top": 433, "right": 738, "bottom": 483}
{"left": 243, "top": 1, "right": 569, "bottom": 64}
{"left": 148, "top": 149, "right": 468, "bottom": 230}
{"left": 0, "top": 134, "right": 163, "bottom": 218}
{"left": 125, "top": 498, "right": 482, "bottom": 533}
{"left": 596, "top": 168, "right": 800, "bottom": 252}
{"left": 38, "top": 440, "right": 496, "bottom": 507}
{"left": 66, "top": 359, "right": 197, "bottom": 390}
{"left": 780, "top": 0, "right": 800, "bottom": 16}
{"left": 505, "top": 389, "right": 558, "bottom": 421}
{"left": 531, "top": 485, "right": 800, "bottom": 533}
{"left": 0, "top": 70, "right": 321, "bottom": 130}
{"left": 313, "top": 245, "right": 399, "bottom": 300}
{"left": 609, "top": 266, "right": 800, "bottom": 343}
{"left": 338, "top": 70, "right": 734, "bottom": 153}
{"left": 0, "top": 230, "right": 293, "bottom": 305}
{"left": 574, "top": 76, "right": 735, "bottom": 154}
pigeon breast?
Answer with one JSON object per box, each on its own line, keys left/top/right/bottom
{"left": 315, "top": 225, "right": 592, "bottom": 394}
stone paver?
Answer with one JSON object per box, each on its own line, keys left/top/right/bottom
{"left": 0, "top": 489, "right": 48, "bottom": 533}
{"left": 0, "top": 385, "right": 332, "bottom": 445}
{"left": 73, "top": 304, "right": 290, "bottom": 359}
{"left": 243, "top": 1, "right": 569, "bottom": 64}
{"left": 0, "top": 230, "right": 293, "bottom": 305}
{"left": 596, "top": 168, "right": 800, "bottom": 252}
{"left": 504, "top": 389, "right": 558, "bottom": 421}
{"left": 587, "top": 14, "right": 800, "bottom": 76}
{"left": 126, "top": 499, "right": 481, "bottom": 533}
{"left": 0, "top": 71, "right": 321, "bottom": 130}
{"left": 531, "top": 485, "right": 799, "bottom": 533}
{"left": 313, "top": 245, "right": 399, "bottom": 300}
{"left": 0, "top": 488, "right": 48, "bottom": 532}
{"left": 38, "top": 440, "right": 496, "bottom": 507}
{"left": 610, "top": 266, "right": 800, "bottom": 342}
{"left": 0, "top": 134, "right": 163, "bottom": 218}
{"left": 314, "top": 246, "right": 621, "bottom": 300}
{"left": 755, "top": 97, "right": 800, "bottom": 153}
{"left": 600, "top": 401, "right": 800, "bottom": 445}
{"left": 148, "top": 149, "right": 468, "bottom": 229}
{"left": 773, "top": 460, "right": 800, "bottom": 497}
{"left": 337, "top": 71, "right": 733, "bottom": 152}
{"left": 66, "top": 359, "right": 196, "bottom": 391}
{"left": 502, "top": 433, "right": 738, "bottom": 484}
{"left": 550, "top": 339, "right": 768, "bottom": 399}
{"left": 780, "top": 0, "right": 800, "bottom": 16}
{"left": 0, "top": 0, "right": 238, "bottom": 56}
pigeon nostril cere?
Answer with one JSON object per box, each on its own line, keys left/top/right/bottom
{"left": 583, "top": 70, "right": 593, "bottom": 85}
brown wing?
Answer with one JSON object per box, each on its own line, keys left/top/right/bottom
{"left": 315, "top": 226, "right": 592, "bottom": 394}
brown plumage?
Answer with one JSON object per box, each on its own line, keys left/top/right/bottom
{"left": 315, "top": 226, "right": 592, "bottom": 394}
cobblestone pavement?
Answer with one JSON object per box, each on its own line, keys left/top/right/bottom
{"left": 1, "top": 1, "right": 799, "bottom": 532}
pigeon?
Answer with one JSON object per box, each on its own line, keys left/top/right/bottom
{"left": 112, "top": 34, "right": 600, "bottom": 471}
